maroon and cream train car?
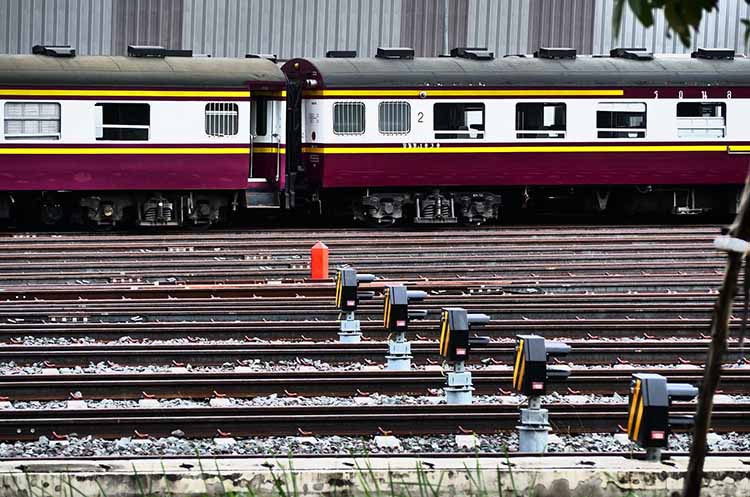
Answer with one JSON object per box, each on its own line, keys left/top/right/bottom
{"left": 283, "top": 47, "right": 748, "bottom": 224}
{"left": 0, "top": 46, "right": 287, "bottom": 227}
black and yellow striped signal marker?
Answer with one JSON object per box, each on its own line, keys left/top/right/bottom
{"left": 383, "top": 287, "right": 391, "bottom": 328}
{"left": 438, "top": 309, "right": 450, "bottom": 357}
{"left": 335, "top": 270, "right": 343, "bottom": 308}
{"left": 512, "top": 337, "right": 526, "bottom": 391}
{"left": 627, "top": 377, "right": 644, "bottom": 442}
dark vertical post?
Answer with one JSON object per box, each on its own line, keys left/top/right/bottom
{"left": 683, "top": 174, "right": 750, "bottom": 497}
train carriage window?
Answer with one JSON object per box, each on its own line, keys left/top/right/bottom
{"left": 379, "top": 101, "right": 411, "bottom": 134}
{"left": 597, "top": 102, "right": 646, "bottom": 138}
{"left": 515, "top": 103, "right": 566, "bottom": 139}
{"left": 205, "top": 102, "right": 239, "bottom": 137}
{"left": 95, "top": 103, "right": 149, "bottom": 140}
{"left": 252, "top": 98, "right": 268, "bottom": 136}
{"left": 3, "top": 102, "right": 60, "bottom": 140}
{"left": 433, "top": 103, "right": 484, "bottom": 139}
{"left": 677, "top": 102, "right": 726, "bottom": 139}
{"left": 333, "top": 102, "right": 365, "bottom": 135}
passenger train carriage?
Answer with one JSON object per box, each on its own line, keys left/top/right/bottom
{"left": 282, "top": 47, "right": 747, "bottom": 224}
{"left": 0, "top": 45, "right": 747, "bottom": 227}
{"left": 0, "top": 45, "right": 287, "bottom": 226}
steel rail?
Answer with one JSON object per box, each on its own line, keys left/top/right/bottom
{"left": 0, "top": 341, "right": 744, "bottom": 367}
{"left": 1, "top": 368, "right": 748, "bottom": 401}
{"left": 0, "top": 316, "right": 741, "bottom": 341}
{"left": 0, "top": 403, "right": 745, "bottom": 441}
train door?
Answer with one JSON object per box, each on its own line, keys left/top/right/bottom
{"left": 246, "top": 95, "right": 280, "bottom": 208}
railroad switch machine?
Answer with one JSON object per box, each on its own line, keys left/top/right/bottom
{"left": 627, "top": 373, "right": 698, "bottom": 461}
{"left": 382, "top": 285, "right": 428, "bottom": 371}
{"left": 512, "top": 335, "right": 571, "bottom": 396}
{"left": 512, "top": 335, "right": 571, "bottom": 453}
{"left": 438, "top": 307, "right": 490, "bottom": 404}
{"left": 335, "top": 267, "right": 375, "bottom": 343}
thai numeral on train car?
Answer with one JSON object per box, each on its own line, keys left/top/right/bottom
{"left": 702, "top": 91, "right": 708, "bottom": 99}
{"left": 727, "top": 90, "right": 732, "bottom": 99}
{"left": 678, "top": 90, "right": 684, "bottom": 99}
{"left": 417, "top": 112, "right": 424, "bottom": 123}
{"left": 653, "top": 90, "right": 658, "bottom": 99}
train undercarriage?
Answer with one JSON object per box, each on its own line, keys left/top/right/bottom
{"left": 0, "top": 191, "right": 240, "bottom": 228}
{"left": 0, "top": 184, "right": 740, "bottom": 229}
{"left": 346, "top": 185, "right": 740, "bottom": 225}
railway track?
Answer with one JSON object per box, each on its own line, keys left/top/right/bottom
{"left": 2, "top": 340, "right": 745, "bottom": 367}
{"left": 0, "top": 317, "right": 740, "bottom": 341}
{"left": 0, "top": 293, "right": 732, "bottom": 322}
{"left": 1, "top": 403, "right": 746, "bottom": 441}
{"left": 1, "top": 368, "right": 748, "bottom": 400}
{"left": 0, "top": 226, "right": 728, "bottom": 285}
{"left": 1, "top": 224, "right": 747, "bottom": 459}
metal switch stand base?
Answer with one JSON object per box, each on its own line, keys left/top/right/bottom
{"left": 385, "top": 335, "right": 412, "bottom": 371}
{"left": 646, "top": 448, "right": 662, "bottom": 462}
{"left": 445, "top": 363, "right": 473, "bottom": 404}
{"left": 338, "top": 313, "right": 362, "bottom": 343}
{"left": 517, "top": 396, "right": 550, "bottom": 453}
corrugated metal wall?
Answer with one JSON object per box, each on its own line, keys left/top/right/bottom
{"left": 0, "top": 0, "right": 113, "bottom": 55}
{"left": 593, "top": 0, "right": 750, "bottom": 54}
{"left": 1, "top": 0, "right": 748, "bottom": 57}
{"left": 183, "top": 0, "right": 402, "bottom": 58}
{"left": 527, "top": 0, "right": 596, "bottom": 54}
{"left": 111, "top": 0, "right": 182, "bottom": 56}
{"left": 465, "top": 0, "right": 529, "bottom": 56}
{"left": 400, "top": 0, "right": 467, "bottom": 56}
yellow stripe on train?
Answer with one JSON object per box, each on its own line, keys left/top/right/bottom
{"left": 0, "top": 89, "right": 251, "bottom": 98}
{"left": 303, "top": 145, "right": 729, "bottom": 154}
{"left": 0, "top": 147, "right": 285, "bottom": 155}
{"left": 304, "top": 89, "right": 624, "bottom": 97}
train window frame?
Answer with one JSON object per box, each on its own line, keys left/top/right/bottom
{"left": 596, "top": 102, "right": 647, "bottom": 139}
{"left": 251, "top": 98, "right": 268, "bottom": 137}
{"left": 333, "top": 101, "right": 366, "bottom": 135}
{"left": 515, "top": 102, "right": 566, "bottom": 139}
{"left": 433, "top": 102, "right": 485, "bottom": 140}
{"left": 676, "top": 102, "right": 726, "bottom": 139}
{"left": 205, "top": 102, "right": 239, "bottom": 137}
{"left": 378, "top": 101, "right": 411, "bottom": 135}
{"left": 95, "top": 103, "right": 150, "bottom": 141}
{"left": 3, "top": 102, "right": 61, "bottom": 140}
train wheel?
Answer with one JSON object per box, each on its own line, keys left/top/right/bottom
{"left": 39, "top": 194, "right": 67, "bottom": 227}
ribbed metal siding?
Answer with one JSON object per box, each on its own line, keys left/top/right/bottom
{"left": 111, "top": 0, "right": 183, "bottom": 55}
{"left": 183, "top": 0, "right": 402, "bottom": 59}
{"left": 0, "top": 0, "right": 113, "bottom": 55}
{"left": 400, "top": 0, "right": 468, "bottom": 57}
{"left": 528, "top": 0, "right": 596, "bottom": 54}
{"left": 2, "top": 0, "right": 749, "bottom": 58}
{"left": 465, "top": 0, "right": 530, "bottom": 56}
{"left": 593, "top": 0, "right": 750, "bottom": 54}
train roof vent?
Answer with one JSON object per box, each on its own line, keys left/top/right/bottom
{"left": 127, "top": 45, "right": 193, "bottom": 58}
{"left": 376, "top": 47, "right": 415, "bottom": 60}
{"left": 534, "top": 47, "right": 576, "bottom": 60}
{"left": 450, "top": 47, "right": 494, "bottom": 60}
{"left": 245, "top": 53, "right": 278, "bottom": 63}
{"left": 32, "top": 45, "right": 75, "bottom": 57}
{"left": 691, "top": 48, "right": 735, "bottom": 60}
{"left": 610, "top": 47, "right": 653, "bottom": 60}
{"left": 326, "top": 50, "right": 357, "bottom": 58}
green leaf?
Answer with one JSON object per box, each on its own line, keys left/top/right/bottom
{"left": 742, "top": 18, "right": 750, "bottom": 46}
{"left": 629, "top": 0, "right": 655, "bottom": 27}
{"left": 613, "top": 0, "right": 627, "bottom": 39}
